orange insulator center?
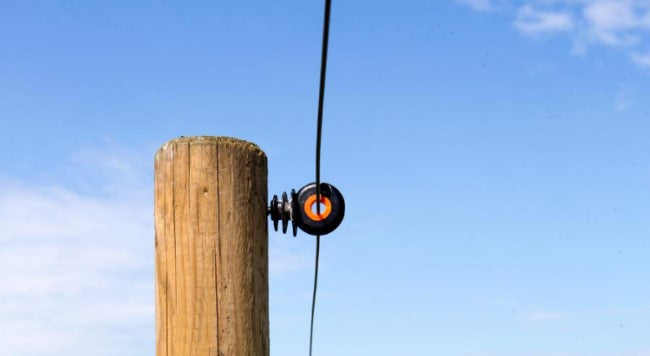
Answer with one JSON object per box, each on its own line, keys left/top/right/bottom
{"left": 304, "top": 194, "right": 332, "bottom": 221}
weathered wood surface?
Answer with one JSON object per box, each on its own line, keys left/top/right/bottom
{"left": 154, "top": 136, "right": 269, "bottom": 356}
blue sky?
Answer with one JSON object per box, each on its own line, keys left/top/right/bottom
{"left": 1, "top": 1, "right": 650, "bottom": 355}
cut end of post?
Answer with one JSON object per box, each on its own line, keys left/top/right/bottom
{"left": 156, "top": 136, "right": 267, "bottom": 162}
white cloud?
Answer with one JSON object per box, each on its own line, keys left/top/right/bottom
{"left": 269, "top": 240, "right": 312, "bottom": 276}
{"left": 522, "top": 310, "right": 571, "bottom": 322}
{"left": 583, "top": 0, "right": 645, "bottom": 46}
{"left": 615, "top": 85, "right": 635, "bottom": 112}
{"left": 456, "top": 0, "right": 650, "bottom": 68}
{"left": 630, "top": 50, "right": 650, "bottom": 66}
{"left": 456, "top": 0, "right": 493, "bottom": 12}
{"left": 584, "top": 1, "right": 640, "bottom": 31}
{"left": 0, "top": 148, "right": 153, "bottom": 355}
{"left": 515, "top": 5, "right": 574, "bottom": 34}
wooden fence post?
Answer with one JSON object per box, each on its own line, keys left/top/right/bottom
{"left": 154, "top": 136, "right": 269, "bottom": 356}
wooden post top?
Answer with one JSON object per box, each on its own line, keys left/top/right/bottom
{"left": 156, "top": 135, "right": 266, "bottom": 160}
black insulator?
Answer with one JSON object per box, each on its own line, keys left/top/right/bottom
{"left": 268, "top": 182, "right": 345, "bottom": 236}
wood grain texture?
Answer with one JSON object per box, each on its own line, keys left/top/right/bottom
{"left": 154, "top": 136, "right": 269, "bottom": 356}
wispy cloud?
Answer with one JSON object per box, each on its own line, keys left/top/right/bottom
{"left": 515, "top": 5, "right": 574, "bottom": 34}
{"left": 455, "top": 0, "right": 650, "bottom": 68}
{"left": 630, "top": 51, "right": 650, "bottom": 66}
{"left": 269, "top": 240, "right": 312, "bottom": 276}
{"left": 0, "top": 148, "right": 154, "bottom": 355}
{"left": 615, "top": 84, "right": 636, "bottom": 112}
{"left": 521, "top": 310, "right": 572, "bottom": 323}
{"left": 455, "top": 0, "right": 494, "bottom": 12}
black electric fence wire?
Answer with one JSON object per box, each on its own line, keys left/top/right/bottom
{"left": 310, "top": 0, "right": 331, "bottom": 355}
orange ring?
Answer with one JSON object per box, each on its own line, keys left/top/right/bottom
{"left": 304, "top": 194, "right": 332, "bottom": 221}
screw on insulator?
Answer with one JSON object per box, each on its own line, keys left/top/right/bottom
{"left": 268, "top": 182, "right": 345, "bottom": 236}
{"left": 268, "top": 190, "right": 298, "bottom": 236}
